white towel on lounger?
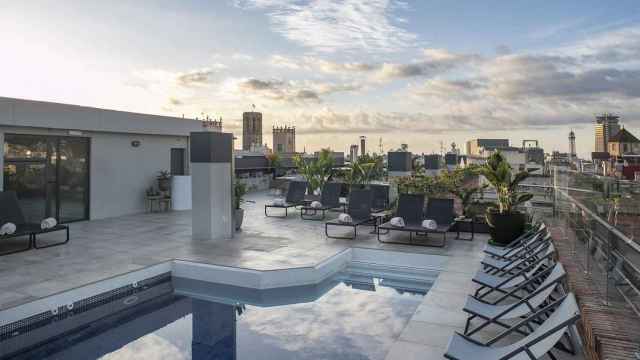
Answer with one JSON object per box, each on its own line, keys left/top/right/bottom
{"left": 41, "top": 217, "right": 57, "bottom": 230}
{"left": 310, "top": 201, "right": 322, "bottom": 209}
{"left": 338, "top": 213, "right": 352, "bottom": 224}
{"left": 272, "top": 198, "right": 285, "bottom": 206}
{"left": 390, "top": 217, "right": 405, "bottom": 227}
{"left": 0, "top": 222, "right": 16, "bottom": 235}
{"left": 422, "top": 219, "right": 437, "bottom": 230}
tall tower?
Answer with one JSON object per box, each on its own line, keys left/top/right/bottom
{"left": 242, "top": 111, "right": 262, "bottom": 151}
{"left": 360, "top": 136, "right": 366, "bottom": 157}
{"left": 272, "top": 125, "right": 296, "bottom": 153}
{"left": 569, "top": 130, "right": 576, "bottom": 160}
{"left": 349, "top": 144, "right": 359, "bottom": 162}
{"left": 594, "top": 113, "right": 620, "bottom": 153}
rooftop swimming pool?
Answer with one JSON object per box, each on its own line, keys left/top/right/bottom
{"left": 1, "top": 260, "right": 438, "bottom": 360}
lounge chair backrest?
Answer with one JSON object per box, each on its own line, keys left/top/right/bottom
{"left": 369, "top": 184, "right": 390, "bottom": 210}
{"left": 527, "top": 263, "right": 566, "bottom": 307}
{"left": 348, "top": 189, "right": 373, "bottom": 219}
{"left": 397, "top": 193, "right": 425, "bottom": 224}
{"left": 0, "top": 191, "right": 27, "bottom": 226}
{"left": 426, "top": 198, "right": 455, "bottom": 225}
{"left": 286, "top": 181, "right": 307, "bottom": 203}
{"left": 504, "top": 294, "right": 580, "bottom": 359}
{"left": 320, "top": 182, "right": 341, "bottom": 207}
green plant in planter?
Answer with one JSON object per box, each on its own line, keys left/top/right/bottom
{"left": 294, "top": 149, "right": 334, "bottom": 194}
{"left": 234, "top": 181, "right": 247, "bottom": 210}
{"left": 266, "top": 153, "right": 282, "bottom": 179}
{"left": 480, "top": 152, "right": 534, "bottom": 245}
{"left": 157, "top": 170, "right": 172, "bottom": 192}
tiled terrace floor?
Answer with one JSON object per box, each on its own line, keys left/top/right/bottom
{"left": 0, "top": 191, "right": 584, "bottom": 359}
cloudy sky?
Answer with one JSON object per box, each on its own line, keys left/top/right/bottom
{"left": 2, "top": 0, "right": 640, "bottom": 157}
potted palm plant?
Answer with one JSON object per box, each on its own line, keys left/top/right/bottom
{"left": 480, "top": 152, "right": 533, "bottom": 245}
{"left": 294, "top": 149, "right": 335, "bottom": 195}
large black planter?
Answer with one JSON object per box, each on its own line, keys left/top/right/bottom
{"left": 485, "top": 210, "right": 526, "bottom": 245}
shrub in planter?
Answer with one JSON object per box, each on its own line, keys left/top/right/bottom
{"left": 157, "top": 170, "right": 171, "bottom": 192}
{"left": 480, "top": 152, "right": 533, "bottom": 245}
{"left": 234, "top": 181, "right": 247, "bottom": 231}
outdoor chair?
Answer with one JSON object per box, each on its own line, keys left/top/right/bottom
{"left": 483, "top": 232, "right": 550, "bottom": 261}
{"left": 473, "top": 244, "right": 556, "bottom": 301}
{"left": 444, "top": 293, "right": 581, "bottom": 360}
{"left": 325, "top": 189, "right": 375, "bottom": 239}
{"left": 369, "top": 184, "right": 390, "bottom": 212}
{"left": 481, "top": 240, "right": 552, "bottom": 276}
{"left": 377, "top": 193, "right": 435, "bottom": 245}
{"left": 264, "top": 181, "right": 308, "bottom": 217}
{"left": 0, "top": 191, "right": 69, "bottom": 253}
{"left": 299, "top": 182, "right": 344, "bottom": 220}
{"left": 464, "top": 263, "right": 567, "bottom": 337}
{"left": 484, "top": 222, "right": 547, "bottom": 257}
{"left": 377, "top": 195, "right": 456, "bottom": 247}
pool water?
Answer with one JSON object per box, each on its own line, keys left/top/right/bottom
{"left": 3, "top": 267, "right": 433, "bottom": 360}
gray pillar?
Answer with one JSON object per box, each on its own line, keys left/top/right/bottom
{"left": 191, "top": 299, "right": 236, "bottom": 360}
{"left": 0, "top": 131, "right": 4, "bottom": 191}
{"left": 190, "top": 132, "right": 234, "bottom": 240}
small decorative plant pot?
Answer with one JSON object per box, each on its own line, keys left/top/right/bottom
{"left": 158, "top": 178, "right": 171, "bottom": 192}
{"left": 234, "top": 208, "right": 244, "bottom": 231}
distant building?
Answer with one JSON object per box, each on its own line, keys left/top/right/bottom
{"left": 313, "top": 151, "right": 345, "bottom": 166}
{"left": 272, "top": 125, "right": 295, "bottom": 154}
{"left": 569, "top": 130, "right": 576, "bottom": 160}
{"left": 388, "top": 151, "right": 412, "bottom": 176}
{"left": 201, "top": 117, "right": 222, "bottom": 132}
{"left": 349, "top": 144, "right": 359, "bottom": 162}
{"left": 466, "top": 139, "right": 509, "bottom": 156}
{"left": 608, "top": 128, "right": 640, "bottom": 157}
{"left": 360, "top": 136, "right": 366, "bottom": 157}
{"left": 242, "top": 111, "right": 262, "bottom": 151}
{"left": 424, "top": 154, "right": 441, "bottom": 171}
{"left": 594, "top": 113, "right": 620, "bottom": 153}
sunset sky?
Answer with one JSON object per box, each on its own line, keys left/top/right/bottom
{"left": 2, "top": 0, "right": 640, "bottom": 157}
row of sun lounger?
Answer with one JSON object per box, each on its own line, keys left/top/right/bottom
{"left": 444, "top": 223, "right": 582, "bottom": 359}
{"left": 264, "top": 181, "right": 457, "bottom": 246}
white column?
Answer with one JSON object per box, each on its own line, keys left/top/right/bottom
{"left": 190, "top": 132, "right": 234, "bottom": 240}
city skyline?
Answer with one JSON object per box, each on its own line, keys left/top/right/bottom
{"left": 2, "top": 1, "right": 640, "bottom": 158}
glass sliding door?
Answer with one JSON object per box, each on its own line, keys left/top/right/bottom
{"left": 58, "top": 137, "right": 89, "bottom": 222}
{"left": 3, "top": 134, "right": 90, "bottom": 222}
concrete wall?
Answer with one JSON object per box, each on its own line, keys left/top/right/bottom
{"left": 90, "top": 132, "right": 188, "bottom": 219}
{"left": 0, "top": 131, "right": 3, "bottom": 191}
{"left": 1, "top": 127, "right": 189, "bottom": 220}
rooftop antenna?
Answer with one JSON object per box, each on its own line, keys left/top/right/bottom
{"left": 251, "top": 104, "right": 256, "bottom": 111}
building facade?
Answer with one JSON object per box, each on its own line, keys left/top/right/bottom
{"left": 272, "top": 126, "right": 295, "bottom": 154}
{"left": 594, "top": 113, "right": 620, "bottom": 153}
{"left": 360, "top": 136, "right": 366, "bottom": 157}
{"left": 242, "top": 111, "right": 262, "bottom": 151}
{"left": 1, "top": 97, "right": 202, "bottom": 221}
{"left": 465, "top": 139, "right": 509, "bottom": 156}
{"left": 608, "top": 128, "right": 640, "bottom": 157}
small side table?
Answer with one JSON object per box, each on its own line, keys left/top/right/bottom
{"left": 146, "top": 196, "right": 172, "bottom": 212}
{"left": 371, "top": 210, "right": 394, "bottom": 234}
{"left": 455, "top": 217, "right": 474, "bottom": 241}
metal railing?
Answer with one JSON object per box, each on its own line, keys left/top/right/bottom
{"left": 523, "top": 168, "right": 640, "bottom": 318}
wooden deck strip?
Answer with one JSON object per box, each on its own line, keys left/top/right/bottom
{"left": 549, "top": 222, "right": 640, "bottom": 360}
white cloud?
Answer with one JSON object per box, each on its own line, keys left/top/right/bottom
{"left": 236, "top": 0, "right": 418, "bottom": 53}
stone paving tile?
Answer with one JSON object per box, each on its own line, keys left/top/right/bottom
{"left": 399, "top": 321, "right": 464, "bottom": 350}
{"left": 384, "top": 340, "right": 446, "bottom": 360}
